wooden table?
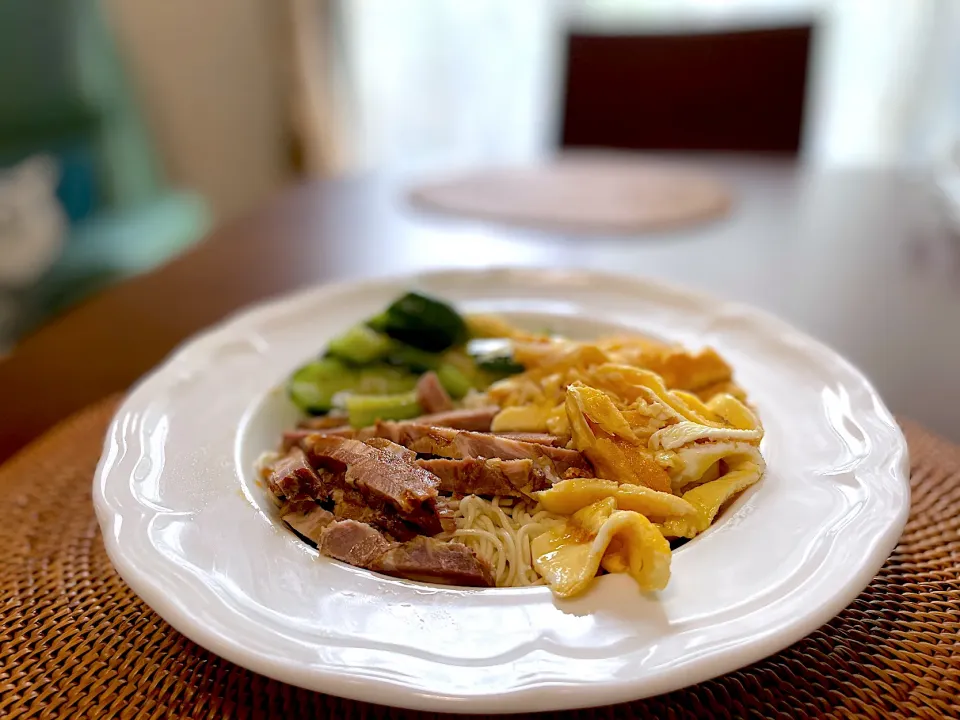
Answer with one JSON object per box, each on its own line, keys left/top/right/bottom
{"left": 2, "top": 156, "right": 959, "bottom": 463}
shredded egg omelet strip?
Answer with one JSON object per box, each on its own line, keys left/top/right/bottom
{"left": 537, "top": 478, "right": 698, "bottom": 523}
{"left": 660, "top": 447, "right": 766, "bottom": 538}
{"left": 482, "top": 331, "right": 766, "bottom": 598}
{"left": 532, "top": 497, "right": 672, "bottom": 598}
{"left": 565, "top": 384, "right": 673, "bottom": 493}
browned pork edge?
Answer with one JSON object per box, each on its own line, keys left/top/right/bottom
{"left": 280, "top": 501, "right": 334, "bottom": 544}
{"left": 371, "top": 535, "right": 494, "bottom": 587}
{"left": 415, "top": 371, "right": 454, "bottom": 414}
{"left": 328, "top": 484, "right": 421, "bottom": 541}
{"left": 319, "top": 520, "right": 494, "bottom": 587}
{"left": 266, "top": 448, "right": 425, "bottom": 541}
{"left": 416, "top": 457, "right": 553, "bottom": 498}
{"left": 298, "top": 413, "right": 350, "bottom": 430}
{"left": 284, "top": 406, "right": 502, "bottom": 451}
{"left": 283, "top": 426, "right": 355, "bottom": 451}
{"left": 319, "top": 519, "right": 393, "bottom": 567}
{"left": 494, "top": 432, "right": 560, "bottom": 446}
{"left": 367, "top": 422, "right": 591, "bottom": 475}
{"left": 413, "top": 406, "right": 499, "bottom": 431}
{"left": 305, "top": 435, "right": 442, "bottom": 535}
{"left": 267, "top": 447, "right": 323, "bottom": 501}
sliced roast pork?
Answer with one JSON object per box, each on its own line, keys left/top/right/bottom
{"left": 408, "top": 406, "right": 500, "bottom": 432}
{"left": 363, "top": 437, "right": 417, "bottom": 462}
{"left": 281, "top": 450, "right": 423, "bottom": 541}
{"left": 370, "top": 536, "right": 494, "bottom": 587}
{"left": 329, "top": 484, "right": 420, "bottom": 541}
{"left": 416, "top": 457, "right": 554, "bottom": 498}
{"left": 282, "top": 426, "right": 356, "bottom": 451}
{"left": 494, "top": 432, "right": 561, "bottom": 446}
{"left": 318, "top": 520, "right": 493, "bottom": 588}
{"left": 305, "top": 435, "right": 442, "bottom": 535}
{"left": 319, "top": 520, "right": 393, "bottom": 567}
{"left": 369, "top": 422, "right": 592, "bottom": 475}
{"left": 307, "top": 436, "right": 439, "bottom": 512}
{"left": 280, "top": 501, "right": 334, "bottom": 544}
{"left": 415, "top": 371, "right": 454, "bottom": 414}
{"left": 288, "top": 409, "right": 501, "bottom": 452}
{"left": 267, "top": 447, "right": 324, "bottom": 501}
{"left": 298, "top": 413, "right": 350, "bottom": 430}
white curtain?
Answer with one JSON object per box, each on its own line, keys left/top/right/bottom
{"left": 807, "top": 0, "right": 960, "bottom": 167}
{"left": 332, "top": 0, "right": 959, "bottom": 172}
{"left": 337, "top": 0, "right": 565, "bottom": 173}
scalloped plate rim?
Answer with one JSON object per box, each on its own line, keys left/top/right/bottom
{"left": 92, "top": 267, "right": 910, "bottom": 713}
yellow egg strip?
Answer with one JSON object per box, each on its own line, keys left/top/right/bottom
{"left": 566, "top": 383, "right": 638, "bottom": 441}
{"left": 531, "top": 497, "right": 672, "bottom": 597}
{"left": 706, "top": 394, "right": 762, "bottom": 431}
{"left": 490, "top": 405, "right": 554, "bottom": 433}
{"left": 649, "top": 421, "right": 764, "bottom": 450}
{"left": 450, "top": 325, "right": 766, "bottom": 598}
{"left": 536, "top": 478, "right": 697, "bottom": 523}
{"left": 670, "top": 442, "right": 763, "bottom": 492}
{"left": 566, "top": 386, "right": 673, "bottom": 493}
{"left": 590, "top": 364, "right": 723, "bottom": 427}
{"left": 464, "top": 314, "right": 539, "bottom": 340}
{"left": 596, "top": 513, "right": 672, "bottom": 591}
{"left": 659, "top": 453, "right": 766, "bottom": 538}
{"left": 672, "top": 390, "right": 723, "bottom": 422}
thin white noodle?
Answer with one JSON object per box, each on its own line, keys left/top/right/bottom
{"left": 475, "top": 514, "right": 507, "bottom": 580}
{"left": 456, "top": 528, "right": 505, "bottom": 568}
{"left": 497, "top": 526, "right": 518, "bottom": 586}
{"left": 452, "top": 494, "right": 564, "bottom": 587}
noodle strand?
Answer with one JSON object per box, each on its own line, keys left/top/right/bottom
{"left": 452, "top": 495, "right": 563, "bottom": 587}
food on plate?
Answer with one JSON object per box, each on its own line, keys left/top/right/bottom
{"left": 258, "top": 291, "right": 765, "bottom": 598}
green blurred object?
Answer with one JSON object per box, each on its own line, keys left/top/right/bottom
{"left": 0, "top": 0, "right": 210, "bottom": 338}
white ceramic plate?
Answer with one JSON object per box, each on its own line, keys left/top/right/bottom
{"left": 93, "top": 268, "right": 909, "bottom": 714}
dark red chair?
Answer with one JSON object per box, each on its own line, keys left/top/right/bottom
{"left": 559, "top": 24, "right": 814, "bottom": 154}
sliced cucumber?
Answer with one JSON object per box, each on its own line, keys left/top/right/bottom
{"left": 368, "top": 291, "right": 467, "bottom": 352}
{"left": 436, "top": 363, "right": 472, "bottom": 399}
{"left": 346, "top": 391, "right": 422, "bottom": 428}
{"left": 353, "top": 366, "right": 419, "bottom": 395}
{"left": 440, "top": 347, "right": 478, "bottom": 376}
{"left": 326, "top": 325, "right": 392, "bottom": 365}
{"left": 384, "top": 343, "right": 441, "bottom": 373}
{"left": 287, "top": 360, "right": 417, "bottom": 415}
{"left": 287, "top": 358, "right": 354, "bottom": 414}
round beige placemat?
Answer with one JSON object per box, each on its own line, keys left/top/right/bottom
{"left": 1, "top": 398, "right": 958, "bottom": 719}
{"left": 408, "top": 156, "right": 733, "bottom": 234}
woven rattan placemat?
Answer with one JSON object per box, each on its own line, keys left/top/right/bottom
{"left": 1, "top": 397, "right": 958, "bottom": 719}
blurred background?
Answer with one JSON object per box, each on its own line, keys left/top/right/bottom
{"left": 1, "top": 0, "right": 958, "bottom": 350}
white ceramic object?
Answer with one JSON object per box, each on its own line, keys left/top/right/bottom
{"left": 93, "top": 268, "right": 910, "bottom": 713}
